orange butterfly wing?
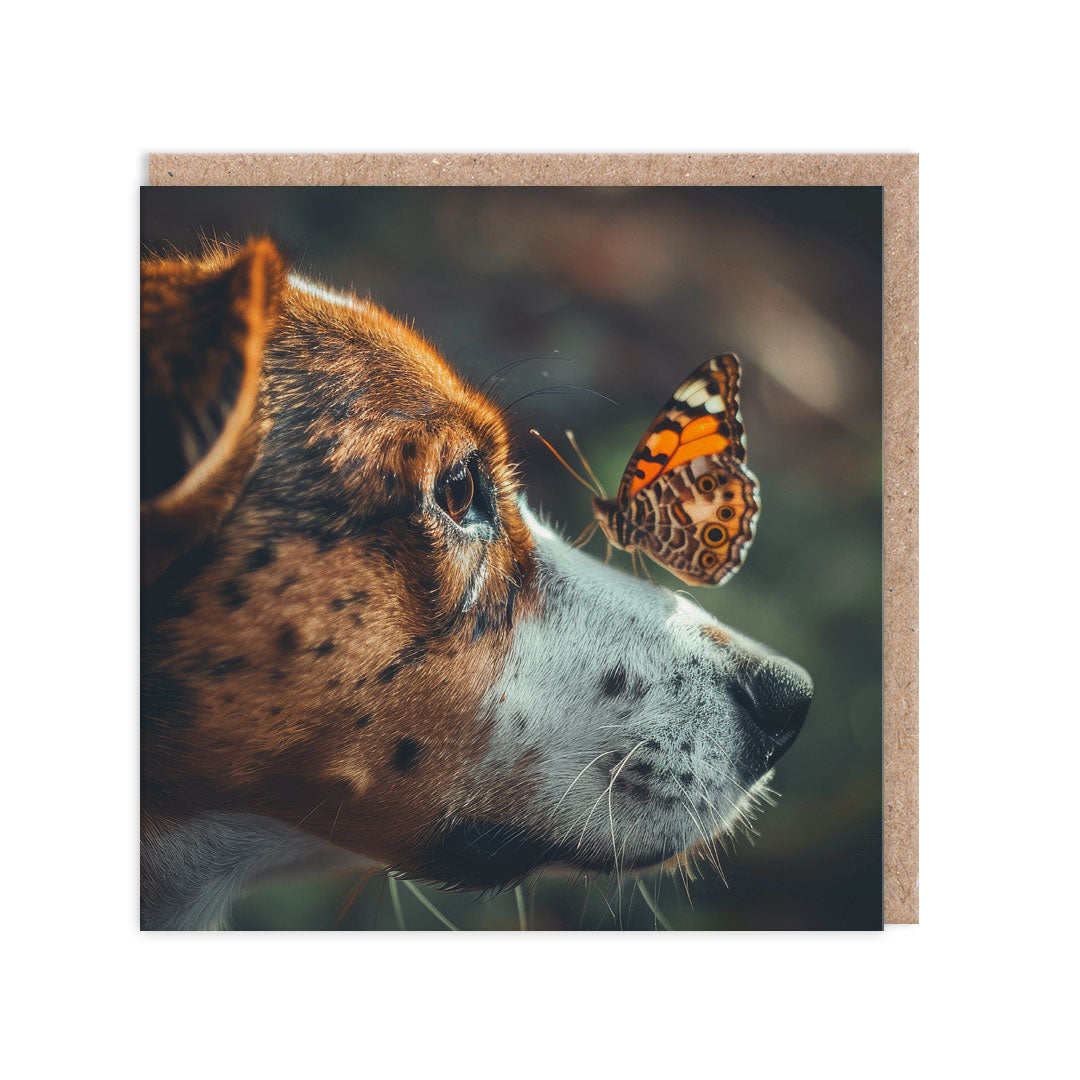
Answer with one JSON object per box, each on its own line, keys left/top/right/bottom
{"left": 617, "top": 354, "right": 747, "bottom": 502}
{"left": 605, "top": 354, "right": 759, "bottom": 587}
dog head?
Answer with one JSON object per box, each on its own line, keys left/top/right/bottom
{"left": 142, "top": 238, "right": 812, "bottom": 896}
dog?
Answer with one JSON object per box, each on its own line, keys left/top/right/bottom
{"left": 140, "top": 237, "right": 813, "bottom": 929}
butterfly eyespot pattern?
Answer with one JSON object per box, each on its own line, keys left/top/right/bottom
{"left": 591, "top": 353, "right": 761, "bottom": 587}
{"left": 703, "top": 524, "right": 727, "bottom": 547}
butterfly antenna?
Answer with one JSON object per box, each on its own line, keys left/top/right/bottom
{"left": 564, "top": 429, "right": 607, "bottom": 499}
{"left": 529, "top": 429, "right": 601, "bottom": 497}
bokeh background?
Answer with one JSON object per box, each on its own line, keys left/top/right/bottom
{"left": 142, "top": 185, "right": 882, "bottom": 930}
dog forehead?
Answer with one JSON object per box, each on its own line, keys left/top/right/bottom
{"left": 275, "top": 275, "right": 508, "bottom": 462}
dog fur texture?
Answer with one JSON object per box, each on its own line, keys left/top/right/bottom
{"left": 140, "top": 239, "right": 812, "bottom": 929}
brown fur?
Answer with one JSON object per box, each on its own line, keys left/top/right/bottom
{"left": 142, "top": 239, "right": 539, "bottom": 874}
{"left": 141, "top": 239, "right": 285, "bottom": 583}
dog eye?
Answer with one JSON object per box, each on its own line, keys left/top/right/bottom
{"left": 440, "top": 465, "right": 475, "bottom": 524}
{"left": 436, "top": 455, "right": 497, "bottom": 536}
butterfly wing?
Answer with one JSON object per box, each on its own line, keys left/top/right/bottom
{"left": 616, "top": 355, "right": 759, "bottom": 586}
{"left": 632, "top": 454, "right": 759, "bottom": 586}
{"left": 616, "top": 354, "right": 748, "bottom": 503}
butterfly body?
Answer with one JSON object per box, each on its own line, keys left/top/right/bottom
{"left": 591, "top": 354, "right": 760, "bottom": 587}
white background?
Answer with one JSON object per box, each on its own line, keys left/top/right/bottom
{"left": 3, "top": 2, "right": 1075, "bottom": 1077}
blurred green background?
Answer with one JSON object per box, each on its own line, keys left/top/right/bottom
{"left": 142, "top": 185, "right": 882, "bottom": 930}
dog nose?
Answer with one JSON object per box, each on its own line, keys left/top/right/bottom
{"left": 736, "top": 656, "right": 813, "bottom": 760}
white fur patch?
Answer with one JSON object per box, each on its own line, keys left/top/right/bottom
{"left": 475, "top": 503, "right": 785, "bottom": 872}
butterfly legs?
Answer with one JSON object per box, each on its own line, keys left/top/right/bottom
{"left": 576, "top": 519, "right": 645, "bottom": 581}
{"left": 572, "top": 518, "right": 599, "bottom": 549}
{"left": 574, "top": 515, "right": 654, "bottom": 583}
{"left": 571, "top": 520, "right": 611, "bottom": 571}
{"left": 640, "top": 551, "right": 656, "bottom": 584}
{"left": 571, "top": 517, "right": 614, "bottom": 575}
{"left": 630, "top": 548, "right": 656, "bottom": 584}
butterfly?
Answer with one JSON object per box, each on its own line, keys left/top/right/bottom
{"left": 533, "top": 354, "right": 760, "bottom": 586}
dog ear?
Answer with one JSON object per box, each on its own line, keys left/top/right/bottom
{"left": 141, "top": 238, "right": 286, "bottom": 584}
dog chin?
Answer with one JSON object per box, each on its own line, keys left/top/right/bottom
{"left": 408, "top": 819, "right": 570, "bottom": 891}
{"left": 408, "top": 768, "right": 779, "bottom": 890}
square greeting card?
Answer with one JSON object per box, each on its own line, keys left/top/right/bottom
{"left": 141, "top": 156, "right": 916, "bottom": 929}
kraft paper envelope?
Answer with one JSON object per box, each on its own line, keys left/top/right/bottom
{"left": 147, "top": 153, "right": 917, "bottom": 924}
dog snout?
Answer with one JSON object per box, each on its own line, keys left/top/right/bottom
{"left": 734, "top": 655, "right": 813, "bottom": 762}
